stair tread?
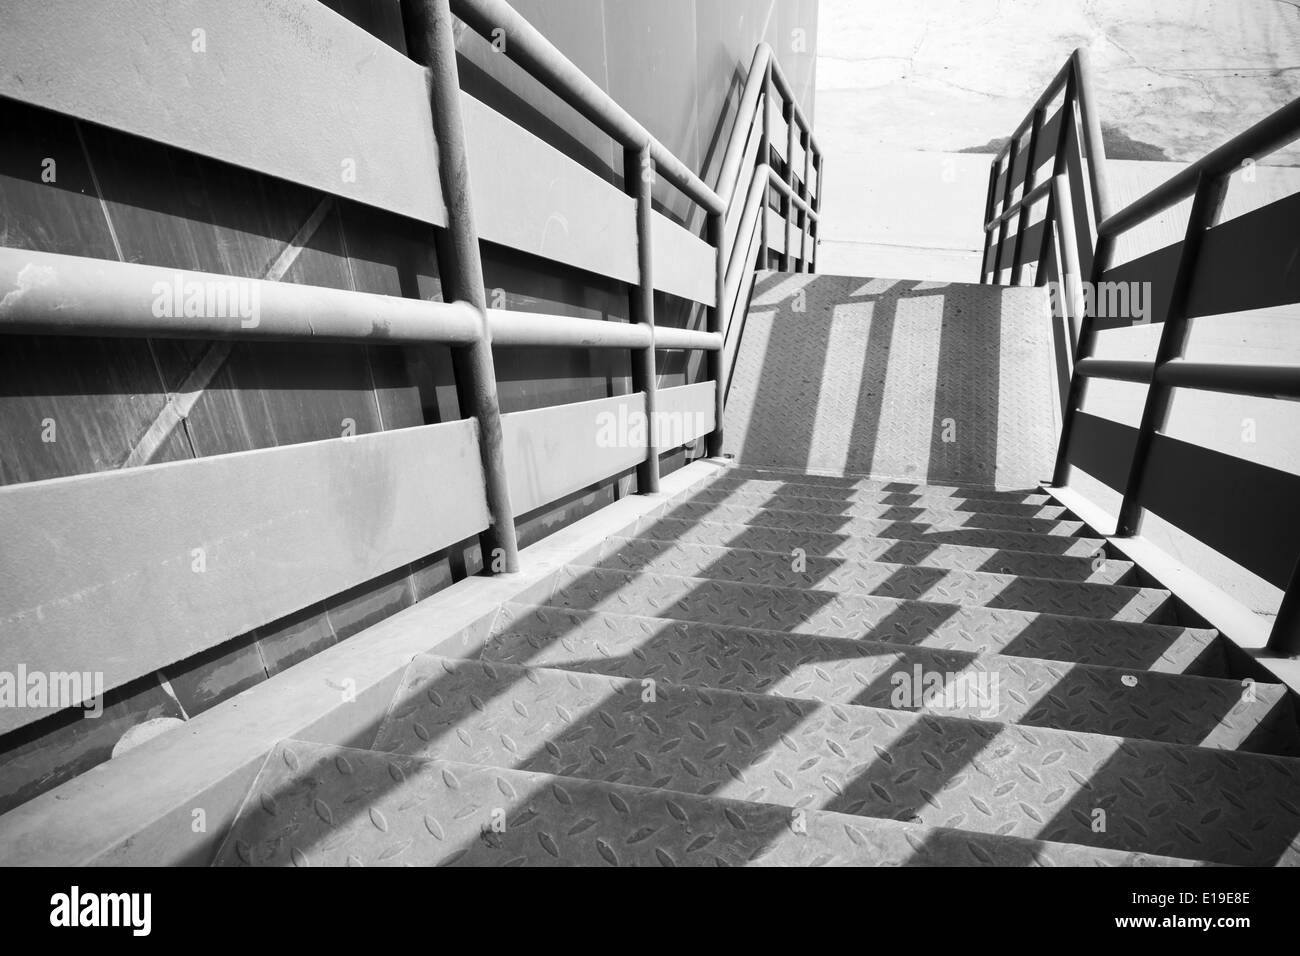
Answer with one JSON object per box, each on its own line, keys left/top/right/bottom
{"left": 723, "top": 465, "right": 1049, "bottom": 502}
{"left": 215, "top": 739, "right": 1203, "bottom": 867}
{"left": 371, "top": 656, "right": 1300, "bottom": 865}
{"left": 634, "top": 515, "right": 1133, "bottom": 584}
{"left": 598, "top": 536, "right": 1169, "bottom": 623}
{"left": 661, "top": 502, "right": 1101, "bottom": 555}
{"left": 674, "top": 495, "right": 1086, "bottom": 537}
{"left": 704, "top": 476, "right": 1063, "bottom": 517}
{"left": 546, "top": 565, "right": 1222, "bottom": 674}
{"left": 487, "top": 603, "right": 1297, "bottom": 754}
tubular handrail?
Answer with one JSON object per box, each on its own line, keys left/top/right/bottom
{"left": 0, "top": 247, "right": 725, "bottom": 353}
{"left": 983, "top": 177, "right": 1053, "bottom": 232}
{"left": 980, "top": 48, "right": 1109, "bottom": 284}
{"left": 1046, "top": 90, "right": 1300, "bottom": 655}
{"left": 450, "top": 0, "right": 722, "bottom": 215}
{"left": 715, "top": 43, "right": 820, "bottom": 214}
{"left": 0, "top": 0, "right": 820, "bottom": 741}
{"left": 1097, "top": 98, "right": 1300, "bottom": 240}
{"left": 983, "top": 48, "right": 1300, "bottom": 655}
{"left": 0, "top": 0, "right": 813, "bottom": 539}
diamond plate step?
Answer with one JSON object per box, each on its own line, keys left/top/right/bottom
{"left": 632, "top": 515, "right": 1134, "bottom": 585}
{"left": 723, "top": 465, "right": 1050, "bottom": 503}
{"left": 486, "top": 604, "right": 1298, "bottom": 754}
{"left": 543, "top": 565, "right": 1224, "bottom": 674}
{"left": 723, "top": 279, "right": 1055, "bottom": 486}
{"left": 705, "top": 476, "right": 1065, "bottom": 518}
{"left": 674, "top": 494, "right": 1086, "bottom": 537}
{"left": 215, "top": 739, "right": 1200, "bottom": 867}
{"left": 371, "top": 656, "right": 1300, "bottom": 865}
{"left": 596, "top": 536, "right": 1172, "bottom": 623}
{"left": 662, "top": 501, "right": 1100, "bottom": 556}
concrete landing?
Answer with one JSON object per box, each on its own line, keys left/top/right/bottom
{"left": 723, "top": 272, "right": 1056, "bottom": 488}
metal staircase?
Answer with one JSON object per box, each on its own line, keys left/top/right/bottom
{"left": 216, "top": 458, "right": 1299, "bottom": 866}
{"left": 2, "top": 1, "right": 1299, "bottom": 870}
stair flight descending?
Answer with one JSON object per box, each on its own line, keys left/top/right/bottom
{"left": 213, "top": 271, "right": 1300, "bottom": 867}
{"left": 216, "top": 464, "right": 1300, "bottom": 866}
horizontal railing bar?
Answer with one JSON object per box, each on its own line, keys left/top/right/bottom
{"left": 1074, "top": 358, "right": 1153, "bottom": 383}
{"left": 0, "top": 247, "right": 483, "bottom": 345}
{"left": 490, "top": 309, "right": 718, "bottom": 351}
{"left": 766, "top": 167, "right": 820, "bottom": 219}
{"left": 765, "top": 49, "right": 821, "bottom": 154}
{"left": 1100, "top": 98, "right": 1300, "bottom": 239}
{"left": 1158, "top": 358, "right": 1300, "bottom": 398}
{"left": 1075, "top": 355, "right": 1300, "bottom": 398}
{"left": 984, "top": 177, "right": 1053, "bottom": 231}
{"left": 489, "top": 309, "right": 648, "bottom": 349}
{"left": 716, "top": 45, "right": 820, "bottom": 214}
{"left": 994, "top": 59, "right": 1073, "bottom": 163}
{"left": 451, "top": 0, "right": 722, "bottom": 215}
{"left": 654, "top": 326, "right": 723, "bottom": 351}
{"left": 0, "top": 248, "right": 725, "bottom": 354}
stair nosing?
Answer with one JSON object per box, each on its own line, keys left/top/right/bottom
{"left": 555, "top": 563, "right": 1205, "bottom": 642}
{"left": 494, "top": 601, "right": 1276, "bottom": 697}
{"left": 632, "top": 515, "right": 1135, "bottom": 584}
{"left": 605, "top": 533, "right": 1164, "bottom": 606}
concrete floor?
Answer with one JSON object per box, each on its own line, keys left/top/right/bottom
{"left": 816, "top": 0, "right": 1300, "bottom": 163}
{"left": 814, "top": 0, "right": 1300, "bottom": 280}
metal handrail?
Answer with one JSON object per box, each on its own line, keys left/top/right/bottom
{"left": 0, "top": 0, "right": 814, "bottom": 583}
{"left": 983, "top": 178, "right": 1052, "bottom": 233}
{"left": 1047, "top": 90, "right": 1300, "bottom": 655}
{"left": 980, "top": 49, "right": 1109, "bottom": 285}
{"left": 451, "top": 0, "right": 722, "bottom": 215}
{"left": 448, "top": 0, "right": 818, "bottom": 473}
{"left": 1097, "top": 98, "right": 1300, "bottom": 241}
{"left": 716, "top": 44, "right": 820, "bottom": 214}
{"left": 0, "top": 248, "right": 725, "bottom": 354}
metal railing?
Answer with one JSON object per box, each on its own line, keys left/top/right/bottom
{"left": 979, "top": 49, "right": 1109, "bottom": 292}
{"left": 985, "top": 54, "right": 1300, "bottom": 655}
{"left": 715, "top": 43, "right": 824, "bottom": 277}
{"left": 1053, "top": 96, "right": 1300, "bottom": 654}
{"left": 0, "top": 0, "right": 814, "bottom": 580}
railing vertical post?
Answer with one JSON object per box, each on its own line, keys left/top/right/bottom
{"left": 1071, "top": 48, "right": 1112, "bottom": 237}
{"left": 1010, "top": 107, "right": 1045, "bottom": 285}
{"left": 760, "top": 63, "right": 772, "bottom": 268}
{"left": 1051, "top": 174, "right": 1085, "bottom": 350}
{"left": 625, "top": 143, "right": 660, "bottom": 494}
{"left": 1113, "top": 171, "right": 1228, "bottom": 536}
{"left": 707, "top": 210, "right": 727, "bottom": 457}
{"left": 406, "top": 0, "right": 518, "bottom": 573}
{"left": 1035, "top": 197, "right": 1055, "bottom": 289}
{"left": 993, "top": 136, "right": 1020, "bottom": 284}
{"left": 1050, "top": 224, "right": 1114, "bottom": 489}
{"left": 783, "top": 100, "right": 796, "bottom": 271}
{"left": 799, "top": 128, "right": 812, "bottom": 272}
{"left": 979, "top": 159, "right": 998, "bottom": 283}
{"left": 810, "top": 151, "right": 823, "bottom": 273}
{"left": 1267, "top": 555, "right": 1300, "bottom": 655}
{"left": 1035, "top": 71, "right": 1076, "bottom": 286}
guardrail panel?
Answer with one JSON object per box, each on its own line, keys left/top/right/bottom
{"left": 463, "top": 94, "right": 639, "bottom": 286}
{"left": 1187, "top": 190, "right": 1300, "bottom": 318}
{"left": 651, "top": 214, "right": 718, "bottom": 306}
{"left": 655, "top": 381, "right": 716, "bottom": 447}
{"left": 0, "top": 420, "right": 489, "bottom": 735}
{"left": 0, "top": 0, "right": 446, "bottom": 226}
{"left": 502, "top": 393, "right": 647, "bottom": 517}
